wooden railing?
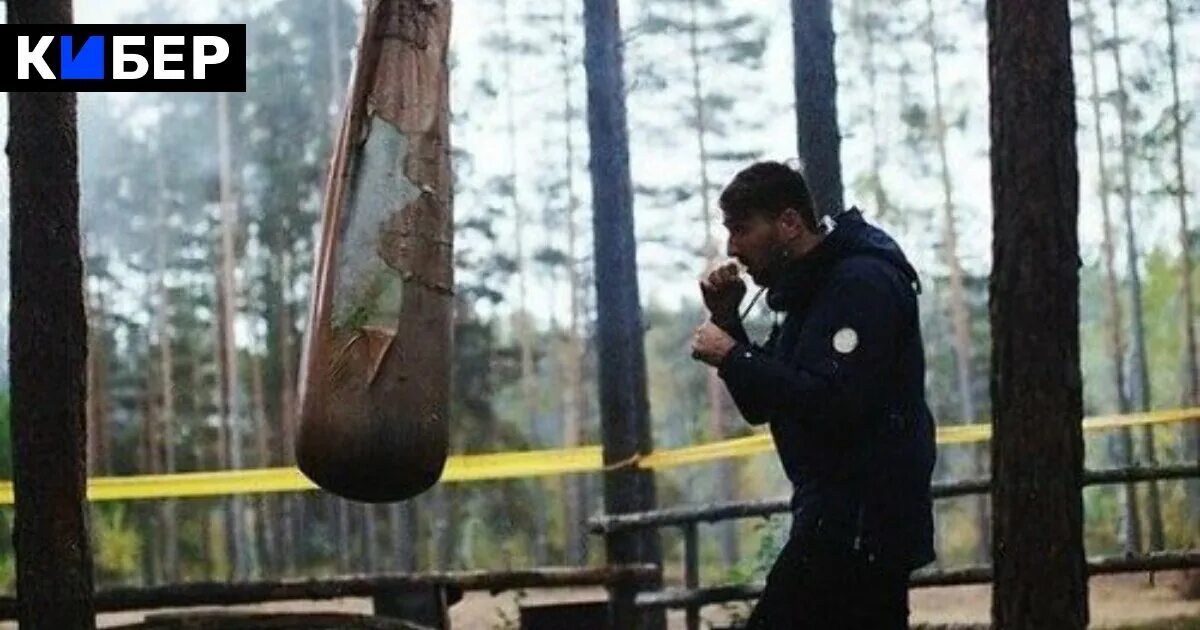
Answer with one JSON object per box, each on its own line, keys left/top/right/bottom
{"left": 588, "top": 464, "right": 1200, "bottom": 630}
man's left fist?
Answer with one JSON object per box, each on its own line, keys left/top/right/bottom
{"left": 691, "top": 321, "right": 737, "bottom": 367}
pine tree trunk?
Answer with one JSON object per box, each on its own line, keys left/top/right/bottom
{"left": 583, "top": 0, "right": 664, "bottom": 626}
{"left": 686, "top": 0, "right": 739, "bottom": 569}
{"left": 328, "top": 0, "right": 345, "bottom": 117}
{"left": 389, "top": 503, "right": 418, "bottom": 572}
{"left": 790, "top": 0, "right": 844, "bottom": 217}
{"left": 1164, "top": 0, "right": 1200, "bottom": 544}
{"left": 499, "top": 0, "right": 546, "bottom": 566}
{"left": 559, "top": 0, "right": 587, "bottom": 566}
{"left": 86, "top": 287, "right": 111, "bottom": 476}
{"left": 852, "top": 0, "right": 890, "bottom": 220}
{"left": 251, "top": 354, "right": 278, "bottom": 574}
{"left": 142, "top": 335, "right": 165, "bottom": 587}
{"left": 924, "top": 0, "right": 988, "bottom": 564}
{"left": 1081, "top": 0, "right": 1143, "bottom": 555}
{"left": 337, "top": 499, "right": 352, "bottom": 573}
{"left": 191, "top": 345, "right": 217, "bottom": 580}
{"left": 154, "top": 156, "right": 180, "bottom": 583}
{"left": 362, "top": 505, "right": 380, "bottom": 574}
{"left": 216, "top": 90, "right": 254, "bottom": 579}
{"left": 276, "top": 248, "right": 299, "bottom": 574}
{"left": 988, "top": 0, "right": 1088, "bottom": 625}
{"left": 1107, "top": 0, "right": 1165, "bottom": 552}
{"left": 432, "top": 487, "right": 455, "bottom": 570}
{"left": 7, "top": 7, "right": 97, "bottom": 616}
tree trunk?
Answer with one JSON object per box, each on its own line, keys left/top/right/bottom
{"left": 1107, "top": 0, "right": 1165, "bottom": 552}
{"left": 85, "top": 286, "right": 111, "bottom": 476}
{"left": 988, "top": 0, "right": 1088, "bottom": 626}
{"left": 251, "top": 353, "right": 278, "bottom": 574}
{"left": 498, "top": 0, "right": 546, "bottom": 566}
{"left": 328, "top": 0, "right": 346, "bottom": 117}
{"left": 337, "top": 500, "right": 352, "bottom": 573}
{"left": 559, "top": 0, "right": 588, "bottom": 567}
{"left": 389, "top": 503, "right": 418, "bottom": 572}
{"left": 1081, "top": 0, "right": 1142, "bottom": 555}
{"left": 852, "top": 0, "right": 890, "bottom": 220}
{"left": 582, "top": 1, "right": 664, "bottom": 626}
{"left": 686, "top": 0, "right": 739, "bottom": 569}
{"left": 790, "top": 0, "right": 844, "bottom": 217}
{"left": 1164, "top": 0, "right": 1200, "bottom": 541}
{"left": 6, "top": 7, "right": 98, "bottom": 617}
{"left": 216, "top": 90, "right": 254, "bottom": 579}
{"left": 362, "top": 505, "right": 380, "bottom": 574}
{"left": 142, "top": 381, "right": 164, "bottom": 586}
{"left": 154, "top": 154, "right": 180, "bottom": 584}
{"left": 276, "top": 248, "right": 299, "bottom": 574}
{"left": 924, "top": 0, "right": 988, "bottom": 563}
{"left": 432, "top": 487, "right": 455, "bottom": 570}
{"left": 191, "top": 344, "right": 217, "bottom": 580}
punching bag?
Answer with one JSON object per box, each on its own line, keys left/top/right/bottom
{"left": 296, "top": 0, "right": 453, "bottom": 503}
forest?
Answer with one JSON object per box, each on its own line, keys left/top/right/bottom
{"left": 0, "top": 0, "right": 1197, "bottom": 626}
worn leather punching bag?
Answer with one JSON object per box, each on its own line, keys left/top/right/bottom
{"left": 296, "top": 0, "right": 453, "bottom": 503}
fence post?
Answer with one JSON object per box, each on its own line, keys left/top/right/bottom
{"left": 684, "top": 523, "right": 700, "bottom": 630}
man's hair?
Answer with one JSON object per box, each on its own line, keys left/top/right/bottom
{"left": 718, "top": 161, "right": 818, "bottom": 230}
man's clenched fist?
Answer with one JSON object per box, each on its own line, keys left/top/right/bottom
{"left": 691, "top": 320, "right": 737, "bottom": 366}
{"left": 700, "top": 261, "right": 746, "bottom": 321}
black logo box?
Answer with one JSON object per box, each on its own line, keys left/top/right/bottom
{"left": 0, "top": 24, "right": 245, "bottom": 92}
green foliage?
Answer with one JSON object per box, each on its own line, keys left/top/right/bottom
{"left": 724, "top": 516, "right": 786, "bottom": 585}
{"left": 91, "top": 505, "right": 142, "bottom": 584}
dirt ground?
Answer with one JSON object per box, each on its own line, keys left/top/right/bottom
{"left": 0, "top": 570, "right": 1192, "bottom": 629}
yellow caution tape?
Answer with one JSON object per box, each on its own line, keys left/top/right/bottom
{"left": 0, "top": 407, "right": 1194, "bottom": 505}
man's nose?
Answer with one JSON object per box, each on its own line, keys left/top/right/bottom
{"left": 726, "top": 238, "right": 738, "bottom": 258}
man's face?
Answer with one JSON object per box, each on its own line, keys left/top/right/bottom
{"left": 723, "top": 212, "right": 785, "bottom": 286}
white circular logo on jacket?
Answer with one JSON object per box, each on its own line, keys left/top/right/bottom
{"left": 832, "top": 327, "right": 859, "bottom": 354}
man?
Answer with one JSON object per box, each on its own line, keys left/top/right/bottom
{"left": 691, "top": 161, "right": 936, "bottom": 628}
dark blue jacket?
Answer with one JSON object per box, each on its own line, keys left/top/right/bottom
{"left": 717, "top": 208, "right": 936, "bottom": 570}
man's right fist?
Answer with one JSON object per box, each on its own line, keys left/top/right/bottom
{"left": 700, "top": 261, "right": 746, "bottom": 321}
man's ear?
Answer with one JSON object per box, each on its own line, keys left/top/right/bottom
{"left": 777, "top": 207, "right": 807, "bottom": 238}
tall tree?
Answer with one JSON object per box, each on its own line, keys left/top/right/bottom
{"left": 1080, "top": 0, "right": 1142, "bottom": 555}
{"left": 846, "top": 0, "right": 896, "bottom": 222}
{"left": 582, "top": 0, "right": 664, "bottom": 626}
{"left": 154, "top": 148, "right": 180, "bottom": 583}
{"left": 922, "top": 0, "right": 988, "bottom": 562}
{"left": 140, "top": 325, "right": 165, "bottom": 585}
{"left": 85, "top": 277, "right": 112, "bottom": 476}
{"left": 1163, "top": 0, "right": 1200, "bottom": 534}
{"left": 790, "top": 0, "right": 844, "bottom": 217}
{"left": 497, "top": 0, "right": 545, "bottom": 562}
{"left": 390, "top": 502, "right": 418, "bottom": 572}
{"left": 250, "top": 350, "right": 278, "bottom": 573}
{"left": 1106, "top": 0, "right": 1165, "bottom": 552}
{"left": 216, "top": 89, "right": 254, "bottom": 579}
{"left": 634, "top": 0, "right": 767, "bottom": 568}
{"left": 557, "top": 0, "right": 588, "bottom": 565}
{"left": 988, "top": 0, "right": 1087, "bottom": 626}
{"left": 7, "top": 0, "right": 97, "bottom": 625}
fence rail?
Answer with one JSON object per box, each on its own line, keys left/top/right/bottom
{"left": 0, "top": 565, "right": 660, "bottom": 621}
{"left": 588, "top": 464, "right": 1200, "bottom": 534}
{"left": 634, "top": 551, "right": 1200, "bottom": 610}
{"left": 588, "top": 464, "right": 1200, "bottom": 629}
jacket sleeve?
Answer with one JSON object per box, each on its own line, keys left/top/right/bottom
{"left": 717, "top": 260, "right": 907, "bottom": 440}
{"left": 712, "top": 313, "right": 751, "bottom": 345}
